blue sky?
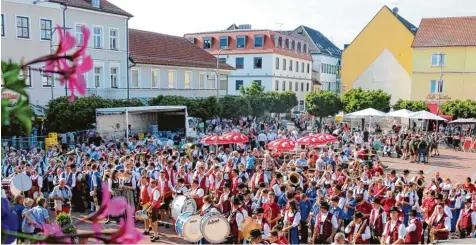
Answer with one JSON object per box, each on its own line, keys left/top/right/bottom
{"left": 109, "top": 0, "right": 476, "bottom": 49}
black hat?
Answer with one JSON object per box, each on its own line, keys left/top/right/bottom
{"left": 408, "top": 210, "right": 418, "bottom": 217}
{"left": 435, "top": 193, "right": 443, "bottom": 200}
{"left": 389, "top": 207, "right": 400, "bottom": 213}
{"left": 465, "top": 198, "right": 472, "bottom": 204}
{"left": 253, "top": 207, "right": 265, "bottom": 214}
{"left": 276, "top": 173, "right": 283, "bottom": 179}
{"left": 418, "top": 170, "right": 424, "bottom": 175}
{"left": 231, "top": 196, "right": 241, "bottom": 205}
{"left": 403, "top": 169, "right": 410, "bottom": 174}
{"left": 224, "top": 182, "right": 231, "bottom": 189}
{"left": 320, "top": 201, "right": 330, "bottom": 210}
{"left": 249, "top": 229, "right": 262, "bottom": 240}
{"left": 429, "top": 190, "right": 436, "bottom": 196}
{"left": 238, "top": 183, "right": 247, "bottom": 189}
{"left": 303, "top": 166, "right": 309, "bottom": 170}
{"left": 372, "top": 198, "right": 382, "bottom": 205}
{"left": 353, "top": 212, "right": 364, "bottom": 219}
{"left": 243, "top": 189, "right": 251, "bottom": 195}
{"left": 70, "top": 164, "right": 77, "bottom": 169}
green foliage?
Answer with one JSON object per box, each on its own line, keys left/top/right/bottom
{"left": 111, "top": 98, "right": 144, "bottom": 107}
{"left": 439, "top": 99, "right": 476, "bottom": 119}
{"left": 1, "top": 110, "right": 34, "bottom": 137}
{"left": 239, "top": 81, "right": 265, "bottom": 96}
{"left": 342, "top": 88, "right": 391, "bottom": 113}
{"left": 393, "top": 99, "right": 428, "bottom": 112}
{"left": 1, "top": 61, "right": 34, "bottom": 135}
{"left": 218, "top": 95, "right": 252, "bottom": 119}
{"left": 55, "top": 212, "right": 76, "bottom": 234}
{"left": 305, "top": 91, "right": 342, "bottom": 118}
{"left": 148, "top": 95, "right": 221, "bottom": 120}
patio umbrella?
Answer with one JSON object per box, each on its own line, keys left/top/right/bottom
{"left": 408, "top": 111, "right": 448, "bottom": 121}
{"left": 448, "top": 118, "right": 476, "bottom": 124}
{"left": 298, "top": 133, "right": 338, "bottom": 146}
{"left": 222, "top": 132, "right": 249, "bottom": 143}
{"left": 267, "top": 138, "right": 297, "bottom": 152}
{"left": 200, "top": 135, "right": 228, "bottom": 145}
{"left": 345, "top": 108, "right": 388, "bottom": 131}
{"left": 387, "top": 109, "right": 414, "bottom": 118}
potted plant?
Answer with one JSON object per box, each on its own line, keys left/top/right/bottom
{"left": 55, "top": 213, "right": 80, "bottom": 244}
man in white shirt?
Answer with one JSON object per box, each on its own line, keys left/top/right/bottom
{"left": 381, "top": 207, "right": 406, "bottom": 245}
{"left": 257, "top": 132, "right": 267, "bottom": 148}
{"left": 354, "top": 133, "right": 363, "bottom": 145}
{"left": 456, "top": 199, "right": 476, "bottom": 238}
{"left": 405, "top": 210, "right": 423, "bottom": 244}
{"left": 312, "top": 201, "right": 338, "bottom": 244}
{"left": 267, "top": 131, "right": 277, "bottom": 141}
{"left": 147, "top": 180, "right": 161, "bottom": 242}
{"left": 429, "top": 204, "right": 451, "bottom": 242}
{"left": 344, "top": 212, "right": 371, "bottom": 243}
{"left": 50, "top": 178, "right": 72, "bottom": 215}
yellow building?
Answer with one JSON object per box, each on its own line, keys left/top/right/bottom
{"left": 411, "top": 16, "right": 476, "bottom": 113}
{"left": 341, "top": 6, "right": 417, "bottom": 104}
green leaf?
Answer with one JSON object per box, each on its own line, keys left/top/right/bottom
{"left": 11, "top": 97, "right": 33, "bottom": 135}
{"left": 1, "top": 98, "right": 11, "bottom": 125}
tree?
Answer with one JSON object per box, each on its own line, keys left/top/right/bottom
{"left": 1, "top": 110, "right": 35, "bottom": 137}
{"left": 111, "top": 98, "right": 144, "bottom": 107}
{"left": 239, "top": 81, "right": 265, "bottom": 96}
{"left": 440, "top": 99, "right": 476, "bottom": 119}
{"left": 305, "top": 91, "right": 342, "bottom": 121}
{"left": 218, "top": 96, "right": 252, "bottom": 119}
{"left": 267, "top": 91, "right": 298, "bottom": 114}
{"left": 342, "top": 88, "right": 391, "bottom": 113}
{"left": 148, "top": 95, "right": 221, "bottom": 120}
{"left": 393, "top": 99, "right": 428, "bottom": 112}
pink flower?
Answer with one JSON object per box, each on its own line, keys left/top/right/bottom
{"left": 45, "top": 25, "right": 75, "bottom": 72}
{"left": 41, "top": 223, "right": 64, "bottom": 237}
{"left": 64, "top": 55, "right": 92, "bottom": 101}
{"left": 108, "top": 206, "right": 144, "bottom": 244}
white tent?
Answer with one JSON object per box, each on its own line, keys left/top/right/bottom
{"left": 345, "top": 108, "right": 388, "bottom": 118}
{"left": 449, "top": 118, "right": 476, "bottom": 124}
{"left": 408, "top": 110, "right": 447, "bottom": 121}
{"left": 387, "top": 109, "right": 414, "bottom": 118}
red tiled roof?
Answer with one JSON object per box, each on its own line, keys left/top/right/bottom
{"left": 412, "top": 16, "right": 476, "bottom": 48}
{"left": 129, "top": 29, "right": 234, "bottom": 70}
{"left": 49, "top": 0, "right": 133, "bottom": 17}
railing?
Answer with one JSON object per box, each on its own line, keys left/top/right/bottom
{"left": 1, "top": 130, "right": 93, "bottom": 150}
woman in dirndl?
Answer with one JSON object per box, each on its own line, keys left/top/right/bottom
{"left": 121, "top": 170, "right": 136, "bottom": 207}
{"left": 282, "top": 200, "right": 301, "bottom": 244}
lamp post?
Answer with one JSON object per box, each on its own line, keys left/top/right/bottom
{"left": 435, "top": 52, "right": 445, "bottom": 132}
{"left": 216, "top": 48, "right": 229, "bottom": 102}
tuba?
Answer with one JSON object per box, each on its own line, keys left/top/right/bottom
{"left": 287, "top": 172, "right": 301, "bottom": 187}
{"left": 417, "top": 177, "right": 425, "bottom": 189}
{"left": 239, "top": 217, "right": 262, "bottom": 241}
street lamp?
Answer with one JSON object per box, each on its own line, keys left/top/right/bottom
{"left": 216, "top": 48, "right": 229, "bottom": 101}
{"left": 436, "top": 52, "right": 445, "bottom": 132}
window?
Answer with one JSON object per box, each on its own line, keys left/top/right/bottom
{"left": 1, "top": 14, "right": 5, "bottom": 37}
{"left": 93, "top": 27, "right": 102, "bottom": 48}
{"left": 288, "top": 39, "right": 292, "bottom": 50}
{"left": 109, "top": 29, "right": 118, "bottom": 50}
{"left": 254, "top": 57, "right": 262, "bottom": 69}
{"left": 274, "top": 36, "right": 279, "bottom": 48}
{"left": 75, "top": 24, "right": 84, "bottom": 46}
{"left": 219, "top": 36, "right": 228, "bottom": 49}
{"left": 254, "top": 80, "right": 261, "bottom": 86}
{"left": 16, "top": 16, "right": 29, "bottom": 38}
{"left": 19, "top": 66, "right": 31, "bottom": 87}
{"left": 168, "top": 71, "right": 176, "bottom": 88}
{"left": 295, "top": 82, "right": 298, "bottom": 91}
{"left": 40, "top": 19, "right": 52, "bottom": 40}
{"left": 218, "top": 58, "right": 226, "bottom": 64}
{"left": 282, "top": 39, "right": 286, "bottom": 50}
{"left": 283, "top": 59, "right": 286, "bottom": 71}
{"left": 307, "top": 64, "right": 310, "bottom": 73}
{"left": 151, "top": 70, "right": 159, "bottom": 88}
{"left": 321, "top": 63, "right": 324, "bottom": 73}
{"left": 131, "top": 69, "right": 139, "bottom": 88}
{"left": 275, "top": 80, "right": 279, "bottom": 91}
{"left": 301, "top": 82, "right": 304, "bottom": 91}
{"left": 185, "top": 72, "right": 191, "bottom": 89}
{"left": 299, "top": 100, "right": 305, "bottom": 111}
{"left": 199, "top": 73, "right": 205, "bottom": 88}
{"left": 295, "top": 61, "right": 299, "bottom": 72}
{"left": 431, "top": 53, "right": 446, "bottom": 66}
{"left": 289, "top": 60, "right": 293, "bottom": 71}
{"left": 236, "top": 57, "right": 244, "bottom": 69}
{"left": 306, "top": 82, "right": 310, "bottom": 92}
{"left": 254, "top": 35, "right": 264, "bottom": 48}
{"left": 203, "top": 37, "right": 212, "bottom": 49}
{"left": 430, "top": 80, "right": 443, "bottom": 93}
{"left": 282, "top": 81, "right": 286, "bottom": 91}
{"left": 92, "top": 0, "right": 100, "bottom": 8}
{"left": 289, "top": 81, "right": 292, "bottom": 91}
{"left": 275, "top": 57, "right": 279, "bottom": 70}
{"left": 236, "top": 36, "right": 246, "bottom": 48}
{"left": 301, "top": 62, "right": 304, "bottom": 73}
{"left": 304, "top": 44, "right": 307, "bottom": 54}
{"left": 94, "top": 66, "right": 102, "bottom": 88}
{"left": 110, "top": 67, "right": 118, "bottom": 88}
{"left": 235, "top": 80, "right": 243, "bottom": 90}
{"left": 298, "top": 42, "right": 302, "bottom": 54}
{"left": 41, "top": 66, "right": 52, "bottom": 87}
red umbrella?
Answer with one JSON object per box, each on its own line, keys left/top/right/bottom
{"left": 296, "top": 135, "right": 328, "bottom": 146}
{"left": 200, "top": 135, "right": 228, "bottom": 145}
{"left": 308, "top": 133, "right": 338, "bottom": 144}
{"left": 267, "top": 138, "right": 297, "bottom": 152}
{"left": 222, "top": 132, "right": 249, "bottom": 143}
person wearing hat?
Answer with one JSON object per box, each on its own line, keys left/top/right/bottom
{"left": 269, "top": 173, "right": 283, "bottom": 198}
{"left": 312, "top": 201, "right": 338, "bottom": 244}
{"left": 253, "top": 207, "right": 270, "bottom": 240}
{"left": 428, "top": 203, "right": 451, "bottom": 242}
{"left": 399, "top": 170, "right": 410, "bottom": 185}
{"left": 345, "top": 212, "right": 371, "bottom": 244}
{"left": 404, "top": 209, "right": 422, "bottom": 244}
{"left": 218, "top": 182, "right": 233, "bottom": 216}
{"left": 456, "top": 198, "right": 476, "bottom": 238}
{"left": 369, "top": 197, "right": 387, "bottom": 244}
{"left": 226, "top": 196, "right": 244, "bottom": 244}
{"left": 381, "top": 207, "right": 405, "bottom": 245}
{"left": 248, "top": 229, "right": 265, "bottom": 244}
{"left": 69, "top": 164, "right": 86, "bottom": 213}
{"left": 283, "top": 200, "right": 301, "bottom": 244}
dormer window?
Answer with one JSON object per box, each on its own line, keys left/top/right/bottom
{"left": 254, "top": 35, "right": 264, "bottom": 48}
{"left": 219, "top": 36, "right": 229, "bottom": 49}
{"left": 288, "top": 39, "right": 292, "bottom": 50}
{"left": 236, "top": 35, "right": 246, "bottom": 48}
{"left": 297, "top": 42, "right": 302, "bottom": 54}
{"left": 203, "top": 37, "right": 212, "bottom": 49}
{"left": 282, "top": 38, "right": 286, "bottom": 50}
{"left": 91, "top": 0, "right": 100, "bottom": 8}
{"left": 274, "top": 36, "right": 279, "bottom": 48}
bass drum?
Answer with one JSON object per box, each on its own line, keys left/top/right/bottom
{"left": 200, "top": 212, "right": 230, "bottom": 244}
{"left": 171, "top": 195, "right": 197, "bottom": 219}
{"left": 10, "top": 174, "right": 32, "bottom": 196}
{"left": 175, "top": 212, "right": 203, "bottom": 242}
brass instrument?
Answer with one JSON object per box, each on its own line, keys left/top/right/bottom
{"left": 352, "top": 219, "right": 368, "bottom": 245}
{"left": 287, "top": 172, "right": 301, "bottom": 187}
{"left": 416, "top": 177, "right": 425, "bottom": 189}
{"left": 239, "top": 217, "right": 261, "bottom": 241}
{"left": 427, "top": 210, "right": 437, "bottom": 243}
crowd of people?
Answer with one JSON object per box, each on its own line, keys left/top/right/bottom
{"left": 2, "top": 116, "right": 476, "bottom": 245}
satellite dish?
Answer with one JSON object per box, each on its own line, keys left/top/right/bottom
{"left": 392, "top": 7, "right": 399, "bottom": 14}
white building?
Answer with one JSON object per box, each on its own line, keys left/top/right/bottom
{"left": 1, "top": 0, "right": 132, "bottom": 106}
{"left": 288, "top": 25, "right": 342, "bottom": 94}
{"left": 184, "top": 24, "right": 313, "bottom": 111}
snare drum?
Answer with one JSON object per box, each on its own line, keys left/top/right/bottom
{"left": 175, "top": 212, "right": 203, "bottom": 242}
{"left": 200, "top": 212, "right": 230, "bottom": 243}
{"left": 135, "top": 210, "right": 148, "bottom": 221}
{"left": 171, "top": 195, "right": 197, "bottom": 219}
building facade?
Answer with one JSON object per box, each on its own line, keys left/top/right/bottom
{"left": 411, "top": 16, "right": 476, "bottom": 113}
{"left": 1, "top": 0, "right": 131, "bottom": 106}
{"left": 184, "top": 25, "right": 313, "bottom": 111}
{"left": 341, "top": 6, "right": 417, "bottom": 104}
{"left": 288, "top": 25, "right": 342, "bottom": 94}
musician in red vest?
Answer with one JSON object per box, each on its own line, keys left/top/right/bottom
{"left": 226, "top": 196, "right": 244, "bottom": 244}
{"left": 344, "top": 212, "right": 371, "bottom": 244}
{"left": 250, "top": 165, "right": 268, "bottom": 192}
{"left": 210, "top": 171, "right": 225, "bottom": 200}
{"left": 193, "top": 166, "right": 209, "bottom": 194}
{"left": 139, "top": 176, "right": 152, "bottom": 235}
{"left": 218, "top": 183, "right": 233, "bottom": 216}
{"left": 428, "top": 203, "right": 451, "bottom": 242}
{"left": 456, "top": 199, "right": 476, "bottom": 238}
{"left": 253, "top": 207, "right": 271, "bottom": 240}
{"left": 404, "top": 210, "right": 422, "bottom": 244}
{"left": 163, "top": 160, "right": 175, "bottom": 185}
{"left": 312, "top": 201, "right": 338, "bottom": 244}
{"left": 146, "top": 179, "right": 161, "bottom": 242}
{"left": 187, "top": 180, "right": 205, "bottom": 209}
{"left": 158, "top": 170, "right": 173, "bottom": 228}
{"left": 269, "top": 173, "right": 283, "bottom": 198}
{"left": 420, "top": 190, "right": 436, "bottom": 243}
{"left": 381, "top": 207, "right": 405, "bottom": 245}
{"left": 369, "top": 198, "right": 387, "bottom": 244}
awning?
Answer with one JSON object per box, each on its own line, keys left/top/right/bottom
{"left": 426, "top": 104, "right": 453, "bottom": 120}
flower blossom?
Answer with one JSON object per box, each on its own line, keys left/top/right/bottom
{"left": 108, "top": 206, "right": 144, "bottom": 244}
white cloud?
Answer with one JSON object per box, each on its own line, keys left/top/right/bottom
{"left": 110, "top": 0, "right": 476, "bottom": 49}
